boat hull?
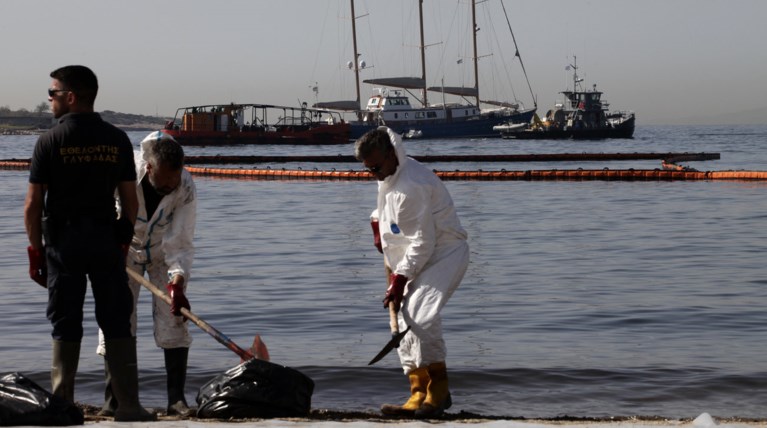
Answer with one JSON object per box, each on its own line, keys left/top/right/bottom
{"left": 501, "top": 115, "right": 635, "bottom": 140}
{"left": 162, "top": 124, "right": 351, "bottom": 146}
{"left": 349, "top": 108, "right": 536, "bottom": 140}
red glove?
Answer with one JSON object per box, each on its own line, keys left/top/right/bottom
{"left": 166, "top": 282, "right": 190, "bottom": 317}
{"left": 27, "top": 246, "right": 47, "bottom": 288}
{"left": 370, "top": 220, "right": 383, "bottom": 253}
{"left": 383, "top": 273, "right": 408, "bottom": 309}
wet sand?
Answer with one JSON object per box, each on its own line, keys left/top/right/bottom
{"left": 71, "top": 404, "right": 765, "bottom": 428}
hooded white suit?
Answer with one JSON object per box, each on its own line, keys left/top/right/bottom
{"left": 98, "top": 132, "right": 196, "bottom": 354}
{"left": 371, "top": 127, "right": 469, "bottom": 374}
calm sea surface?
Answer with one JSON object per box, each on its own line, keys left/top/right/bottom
{"left": 1, "top": 125, "right": 765, "bottom": 419}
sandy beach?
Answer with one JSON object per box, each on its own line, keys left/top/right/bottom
{"left": 65, "top": 411, "right": 766, "bottom": 428}
{"left": 23, "top": 405, "right": 746, "bottom": 428}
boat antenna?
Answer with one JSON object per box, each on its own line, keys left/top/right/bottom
{"left": 500, "top": 0, "right": 536, "bottom": 108}
{"left": 569, "top": 55, "right": 583, "bottom": 92}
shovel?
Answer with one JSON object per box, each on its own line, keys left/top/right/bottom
{"left": 368, "top": 301, "right": 411, "bottom": 365}
{"left": 126, "top": 268, "right": 269, "bottom": 362}
{"left": 368, "top": 265, "right": 411, "bottom": 365}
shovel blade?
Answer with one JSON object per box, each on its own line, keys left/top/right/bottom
{"left": 242, "top": 334, "right": 270, "bottom": 363}
{"left": 368, "top": 325, "right": 411, "bottom": 366}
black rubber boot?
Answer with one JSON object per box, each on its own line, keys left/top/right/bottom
{"left": 51, "top": 340, "right": 80, "bottom": 403}
{"left": 96, "top": 360, "right": 118, "bottom": 417}
{"left": 104, "top": 337, "right": 157, "bottom": 422}
{"left": 164, "top": 347, "right": 193, "bottom": 417}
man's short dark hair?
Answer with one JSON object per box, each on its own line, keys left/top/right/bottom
{"left": 355, "top": 129, "right": 393, "bottom": 161}
{"left": 50, "top": 65, "right": 98, "bottom": 105}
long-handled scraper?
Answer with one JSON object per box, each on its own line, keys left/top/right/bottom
{"left": 368, "top": 300, "right": 410, "bottom": 365}
{"left": 126, "top": 268, "right": 269, "bottom": 362}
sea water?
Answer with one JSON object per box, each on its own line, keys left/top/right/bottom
{"left": 0, "top": 125, "right": 765, "bottom": 419}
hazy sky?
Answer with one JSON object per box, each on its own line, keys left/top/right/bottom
{"left": 3, "top": 0, "right": 765, "bottom": 125}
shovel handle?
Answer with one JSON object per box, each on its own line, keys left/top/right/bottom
{"left": 388, "top": 301, "right": 399, "bottom": 335}
{"left": 384, "top": 264, "right": 399, "bottom": 335}
{"left": 126, "top": 268, "right": 255, "bottom": 361}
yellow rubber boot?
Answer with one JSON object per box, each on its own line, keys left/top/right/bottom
{"left": 415, "top": 362, "right": 452, "bottom": 418}
{"left": 381, "top": 367, "right": 429, "bottom": 416}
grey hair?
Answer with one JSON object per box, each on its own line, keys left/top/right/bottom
{"left": 354, "top": 129, "right": 393, "bottom": 161}
{"left": 146, "top": 137, "right": 185, "bottom": 170}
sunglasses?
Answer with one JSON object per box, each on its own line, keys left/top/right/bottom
{"left": 47, "top": 89, "right": 70, "bottom": 97}
{"left": 366, "top": 149, "right": 394, "bottom": 174}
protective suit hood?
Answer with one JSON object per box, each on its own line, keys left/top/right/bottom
{"left": 379, "top": 126, "right": 408, "bottom": 186}
{"left": 136, "top": 130, "right": 178, "bottom": 183}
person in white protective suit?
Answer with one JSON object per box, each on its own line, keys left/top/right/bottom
{"left": 97, "top": 131, "right": 197, "bottom": 417}
{"left": 354, "top": 127, "right": 469, "bottom": 418}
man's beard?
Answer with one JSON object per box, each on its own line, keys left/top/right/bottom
{"left": 148, "top": 174, "right": 172, "bottom": 195}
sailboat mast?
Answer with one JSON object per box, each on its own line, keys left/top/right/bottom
{"left": 350, "top": 0, "right": 361, "bottom": 110}
{"left": 418, "top": 0, "right": 428, "bottom": 107}
{"left": 471, "top": 0, "right": 480, "bottom": 107}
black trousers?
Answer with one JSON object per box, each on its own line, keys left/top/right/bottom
{"left": 45, "top": 217, "right": 133, "bottom": 342}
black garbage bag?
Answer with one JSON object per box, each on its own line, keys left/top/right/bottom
{"left": 0, "top": 372, "right": 83, "bottom": 426}
{"left": 196, "top": 358, "right": 314, "bottom": 419}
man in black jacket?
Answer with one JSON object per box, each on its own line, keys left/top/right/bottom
{"left": 24, "top": 65, "right": 155, "bottom": 422}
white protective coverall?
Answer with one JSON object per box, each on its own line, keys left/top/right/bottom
{"left": 98, "top": 137, "right": 196, "bottom": 354}
{"left": 372, "top": 127, "right": 470, "bottom": 374}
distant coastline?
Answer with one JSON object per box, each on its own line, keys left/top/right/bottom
{"left": 1, "top": 124, "right": 164, "bottom": 136}
{"left": 0, "top": 109, "right": 171, "bottom": 135}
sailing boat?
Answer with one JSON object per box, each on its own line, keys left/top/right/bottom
{"left": 314, "top": 0, "right": 536, "bottom": 140}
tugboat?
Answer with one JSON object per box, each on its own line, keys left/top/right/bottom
{"left": 495, "top": 56, "right": 635, "bottom": 140}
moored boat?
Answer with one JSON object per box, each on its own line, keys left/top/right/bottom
{"left": 346, "top": 86, "right": 536, "bottom": 140}
{"left": 161, "top": 103, "right": 349, "bottom": 146}
{"left": 314, "top": 0, "right": 537, "bottom": 140}
{"left": 495, "top": 56, "right": 635, "bottom": 140}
